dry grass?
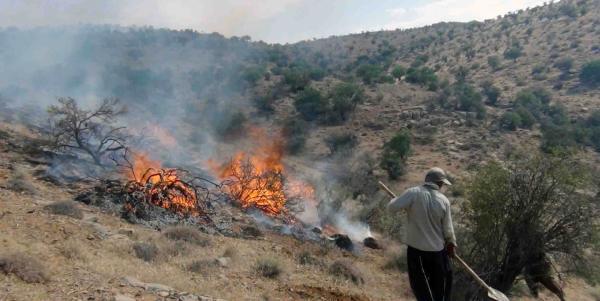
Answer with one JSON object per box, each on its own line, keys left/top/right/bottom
{"left": 256, "top": 258, "right": 282, "bottom": 279}
{"left": 297, "top": 250, "right": 325, "bottom": 268}
{"left": 132, "top": 242, "right": 160, "bottom": 262}
{"left": 44, "top": 201, "right": 84, "bottom": 219}
{"left": 58, "top": 240, "right": 86, "bottom": 261}
{"left": 163, "top": 226, "right": 210, "bottom": 246}
{"left": 161, "top": 240, "right": 188, "bottom": 257}
{"left": 0, "top": 253, "right": 49, "bottom": 283}
{"left": 329, "top": 260, "right": 364, "bottom": 285}
{"left": 222, "top": 246, "right": 237, "bottom": 258}
{"left": 5, "top": 165, "right": 36, "bottom": 194}
{"left": 589, "top": 286, "right": 600, "bottom": 301}
{"left": 384, "top": 251, "right": 407, "bottom": 272}
{"left": 188, "top": 259, "right": 218, "bottom": 275}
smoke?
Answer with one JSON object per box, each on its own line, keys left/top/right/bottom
{"left": 0, "top": 24, "right": 377, "bottom": 244}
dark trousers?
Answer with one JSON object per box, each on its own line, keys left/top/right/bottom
{"left": 407, "top": 246, "right": 453, "bottom": 301}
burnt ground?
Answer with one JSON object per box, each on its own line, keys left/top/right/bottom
{"left": 1, "top": 123, "right": 598, "bottom": 301}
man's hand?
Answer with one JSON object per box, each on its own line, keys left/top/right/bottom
{"left": 446, "top": 243, "right": 456, "bottom": 258}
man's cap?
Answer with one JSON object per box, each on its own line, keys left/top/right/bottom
{"left": 425, "top": 167, "right": 452, "bottom": 186}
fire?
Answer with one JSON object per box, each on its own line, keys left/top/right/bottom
{"left": 210, "top": 127, "right": 315, "bottom": 216}
{"left": 124, "top": 152, "right": 199, "bottom": 216}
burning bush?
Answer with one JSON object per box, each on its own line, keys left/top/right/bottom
{"left": 210, "top": 128, "right": 316, "bottom": 217}
{"left": 120, "top": 152, "right": 211, "bottom": 218}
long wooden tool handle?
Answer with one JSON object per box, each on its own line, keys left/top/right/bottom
{"left": 378, "top": 181, "right": 397, "bottom": 198}
{"left": 455, "top": 255, "right": 491, "bottom": 291}
{"left": 378, "top": 181, "right": 496, "bottom": 295}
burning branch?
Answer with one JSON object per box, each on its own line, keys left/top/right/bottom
{"left": 220, "top": 158, "right": 287, "bottom": 215}
{"left": 110, "top": 148, "right": 216, "bottom": 217}
{"left": 124, "top": 167, "right": 203, "bottom": 216}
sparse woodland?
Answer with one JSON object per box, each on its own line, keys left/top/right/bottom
{"left": 0, "top": 0, "right": 599, "bottom": 300}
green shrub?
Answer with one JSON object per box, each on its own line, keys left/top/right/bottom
{"left": 462, "top": 155, "right": 595, "bottom": 293}
{"left": 405, "top": 67, "right": 438, "bottom": 90}
{"left": 325, "top": 133, "right": 358, "bottom": 155}
{"left": 294, "top": 87, "right": 326, "bottom": 121}
{"left": 253, "top": 95, "right": 276, "bottom": 115}
{"left": 481, "top": 80, "right": 501, "bottom": 105}
{"left": 487, "top": 55, "right": 501, "bottom": 71}
{"left": 241, "top": 65, "right": 266, "bottom": 85}
{"left": 515, "top": 106, "right": 536, "bottom": 128}
{"left": 501, "top": 112, "right": 522, "bottom": 131}
{"left": 325, "top": 82, "right": 364, "bottom": 123}
{"left": 380, "top": 131, "right": 410, "bottom": 180}
{"left": 356, "top": 64, "right": 383, "bottom": 85}
{"left": 580, "top": 60, "right": 600, "bottom": 88}
{"left": 504, "top": 45, "right": 522, "bottom": 62}
{"left": 454, "top": 83, "right": 485, "bottom": 118}
{"left": 391, "top": 65, "right": 406, "bottom": 79}
{"left": 283, "top": 65, "right": 323, "bottom": 92}
{"left": 554, "top": 57, "right": 574, "bottom": 72}
{"left": 282, "top": 118, "right": 308, "bottom": 155}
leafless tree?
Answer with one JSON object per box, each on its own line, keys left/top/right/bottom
{"left": 48, "top": 97, "right": 127, "bottom": 166}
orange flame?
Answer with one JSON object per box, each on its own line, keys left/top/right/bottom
{"left": 210, "top": 127, "right": 315, "bottom": 216}
{"left": 125, "top": 152, "right": 199, "bottom": 216}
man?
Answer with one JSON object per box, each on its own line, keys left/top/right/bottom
{"left": 388, "top": 167, "right": 456, "bottom": 301}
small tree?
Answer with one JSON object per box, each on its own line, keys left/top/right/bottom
{"left": 380, "top": 131, "right": 411, "bottom": 180}
{"left": 460, "top": 154, "right": 597, "bottom": 298}
{"left": 356, "top": 64, "right": 383, "bottom": 85}
{"left": 501, "top": 112, "right": 522, "bottom": 130}
{"left": 481, "top": 80, "right": 501, "bottom": 105}
{"left": 504, "top": 45, "right": 522, "bottom": 62}
{"left": 326, "top": 82, "right": 364, "bottom": 124}
{"left": 580, "top": 60, "right": 600, "bottom": 88}
{"left": 48, "top": 97, "right": 127, "bottom": 166}
{"left": 487, "top": 55, "right": 501, "bottom": 71}
{"left": 325, "top": 132, "right": 358, "bottom": 155}
{"left": 294, "top": 87, "right": 326, "bottom": 121}
{"left": 391, "top": 65, "right": 406, "bottom": 79}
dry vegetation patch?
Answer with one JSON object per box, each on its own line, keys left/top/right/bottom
{"left": 132, "top": 242, "right": 160, "bottom": 262}
{"left": 44, "top": 200, "right": 84, "bottom": 219}
{"left": 255, "top": 258, "right": 282, "bottom": 278}
{"left": 188, "top": 259, "right": 218, "bottom": 275}
{"left": 329, "top": 260, "right": 364, "bottom": 285}
{"left": 163, "top": 226, "right": 210, "bottom": 246}
{"left": 0, "top": 253, "right": 49, "bottom": 284}
{"left": 4, "top": 165, "right": 36, "bottom": 194}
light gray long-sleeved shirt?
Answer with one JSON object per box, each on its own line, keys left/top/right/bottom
{"left": 387, "top": 183, "right": 456, "bottom": 252}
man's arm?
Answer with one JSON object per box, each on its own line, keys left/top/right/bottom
{"left": 443, "top": 199, "right": 457, "bottom": 248}
{"left": 387, "top": 187, "right": 415, "bottom": 212}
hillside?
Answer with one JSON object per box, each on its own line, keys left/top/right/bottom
{"left": 1, "top": 0, "right": 599, "bottom": 300}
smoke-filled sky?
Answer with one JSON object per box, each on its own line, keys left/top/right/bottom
{"left": 1, "top": 0, "right": 547, "bottom": 43}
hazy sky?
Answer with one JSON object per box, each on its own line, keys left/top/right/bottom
{"left": 0, "top": 0, "right": 548, "bottom": 43}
